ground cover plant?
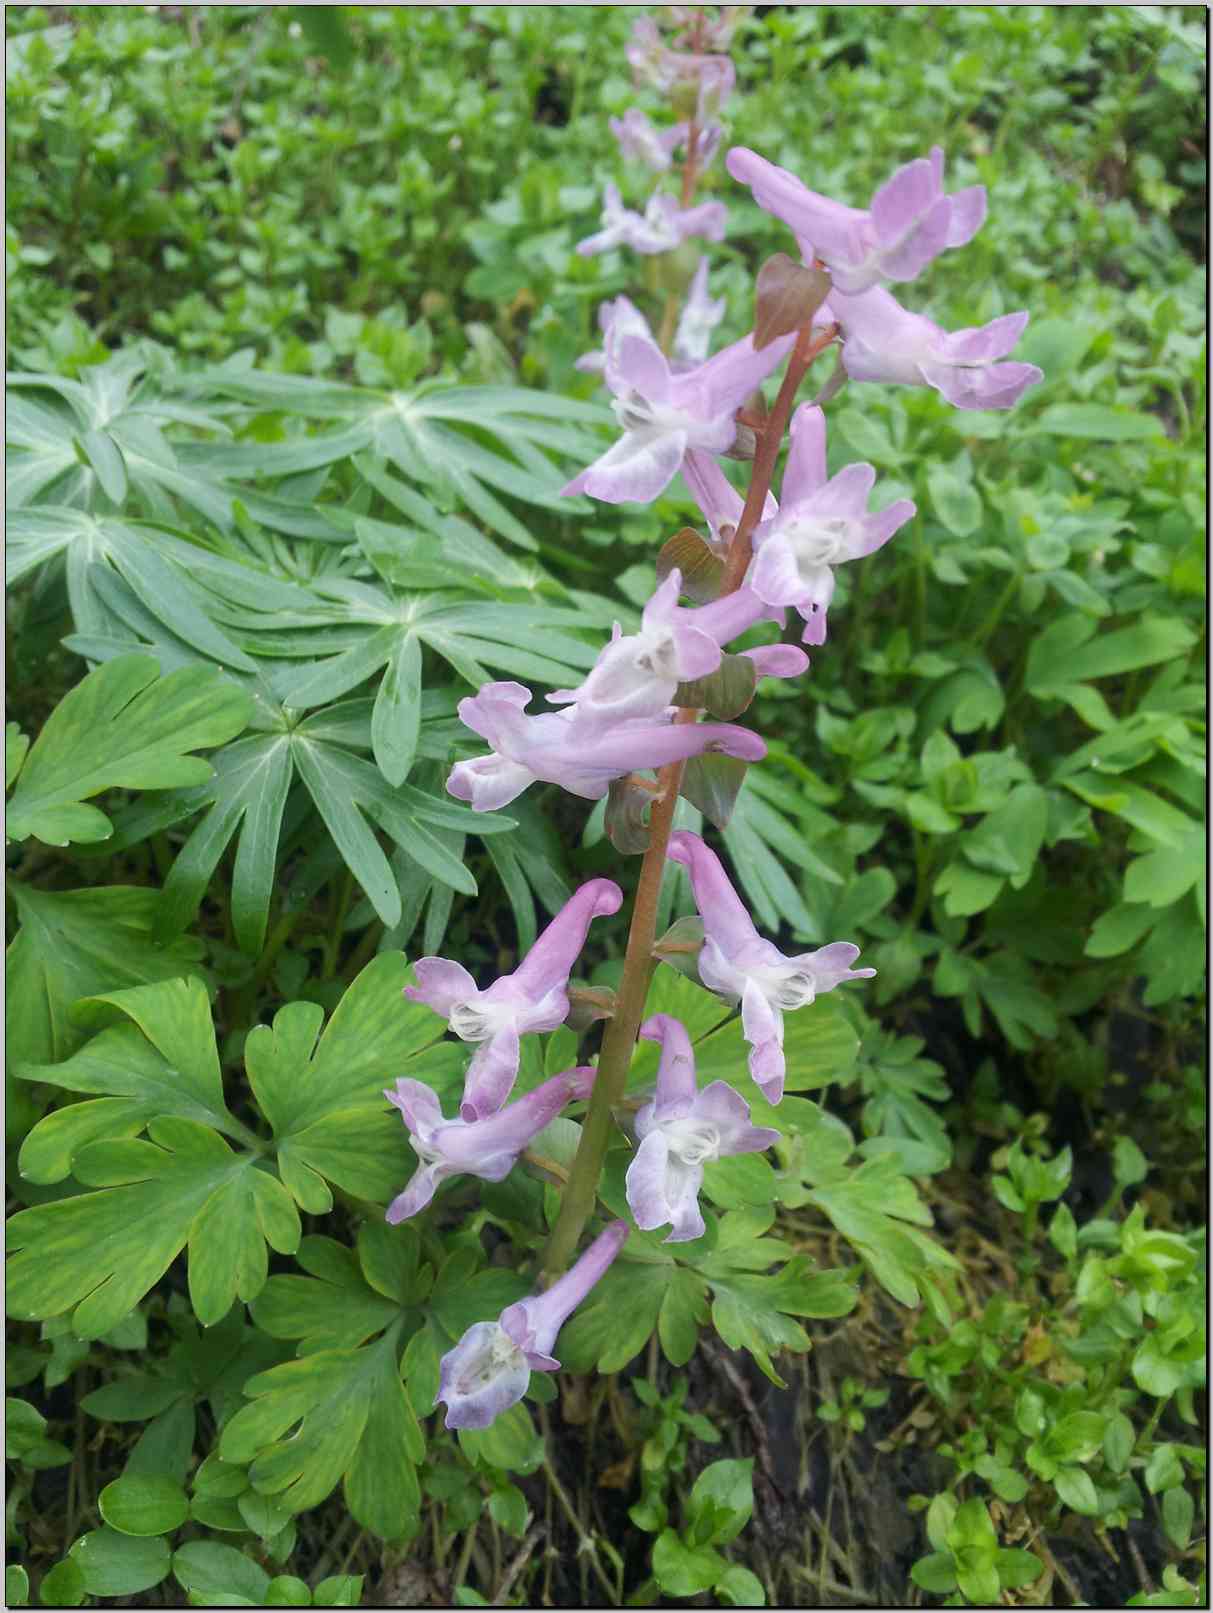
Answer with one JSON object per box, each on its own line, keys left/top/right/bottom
{"left": 5, "top": 5, "right": 1207, "bottom": 1608}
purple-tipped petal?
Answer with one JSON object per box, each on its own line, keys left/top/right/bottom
{"left": 447, "top": 754, "right": 536, "bottom": 811}
{"left": 562, "top": 428, "right": 689, "bottom": 505}
{"left": 404, "top": 957, "right": 478, "bottom": 1016}
{"left": 385, "top": 1162, "right": 446, "bottom": 1225}
{"left": 513, "top": 879, "right": 624, "bottom": 998}
{"left": 640, "top": 1013, "right": 700, "bottom": 1110}
{"left": 946, "top": 185, "right": 987, "bottom": 247}
{"left": 781, "top": 404, "right": 828, "bottom": 507}
{"left": 510, "top": 1219, "right": 630, "bottom": 1356}
{"left": 739, "top": 643, "right": 810, "bottom": 681}
{"left": 385, "top": 1078, "right": 446, "bottom": 1141}
{"left": 695, "top": 1080, "right": 782, "bottom": 1150}
{"left": 459, "top": 1026, "right": 523, "bottom": 1121}
{"left": 740, "top": 978, "right": 787, "bottom": 1104}
{"left": 668, "top": 830, "right": 761, "bottom": 956}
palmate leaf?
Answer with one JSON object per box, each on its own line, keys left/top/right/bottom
{"left": 6, "top": 354, "right": 236, "bottom": 527}
{"left": 242, "top": 952, "right": 456, "bottom": 1211}
{"left": 6, "top": 354, "right": 337, "bottom": 538}
{"left": 264, "top": 583, "right": 603, "bottom": 725}
{"left": 5, "top": 654, "right": 252, "bottom": 847}
{"left": 721, "top": 764, "right": 845, "bottom": 937}
{"left": 154, "top": 693, "right": 517, "bottom": 952}
{"left": 15, "top": 977, "right": 254, "bottom": 1186}
{"left": 7, "top": 959, "right": 454, "bottom": 1335}
{"left": 186, "top": 365, "right": 610, "bottom": 552}
{"left": 5, "top": 507, "right": 300, "bottom": 670}
{"left": 6, "top": 884, "right": 206, "bottom": 1073}
{"left": 558, "top": 1205, "right": 857, "bottom": 1385}
{"left": 6, "top": 1117, "right": 294, "bottom": 1337}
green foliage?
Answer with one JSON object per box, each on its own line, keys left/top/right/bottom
{"left": 3, "top": 6, "right": 1205, "bottom": 1608}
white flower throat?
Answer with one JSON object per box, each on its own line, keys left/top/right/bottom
{"left": 449, "top": 998, "right": 516, "bottom": 1042}
{"left": 781, "top": 514, "right": 854, "bottom": 570}
{"left": 454, "top": 1325, "right": 526, "bottom": 1393}
{"left": 752, "top": 961, "right": 817, "bottom": 1010}
{"left": 664, "top": 1117, "right": 721, "bottom": 1167}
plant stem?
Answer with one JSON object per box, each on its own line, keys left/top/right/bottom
{"left": 542, "top": 319, "right": 834, "bottom": 1279}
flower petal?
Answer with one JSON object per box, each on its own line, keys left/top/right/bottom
{"left": 403, "top": 957, "right": 479, "bottom": 1017}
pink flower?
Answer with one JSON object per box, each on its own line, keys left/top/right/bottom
{"left": 626, "top": 1014, "right": 779, "bottom": 1242}
{"left": 681, "top": 447, "right": 776, "bottom": 546}
{"left": 436, "top": 1221, "right": 629, "bottom": 1429}
{"left": 749, "top": 403, "right": 916, "bottom": 645}
{"left": 562, "top": 326, "right": 794, "bottom": 506}
{"left": 727, "top": 145, "right": 986, "bottom": 294}
{"left": 384, "top": 1067, "right": 594, "bottom": 1223}
{"left": 667, "top": 830, "right": 874, "bottom": 1104}
{"left": 626, "top": 16, "right": 736, "bottom": 113}
{"left": 447, "top": 681, "right": 766, "bottom": 811}
{"left": 575, "top": 260, "right": 724, "bottom": 379}
{"left": 548, "top": 568, "right": 771, "bottom": 723}
{"left": 577, "top": 182, "right": 726, "bottom": 257}
{"left": 830, "top": 285, "right": 1043, "bottom": 411}
{"left": 404, "top": 879, "right": 623, "bottom": 1118}
{"left": 609, "top": 109, "right": 688, "bottom": 172}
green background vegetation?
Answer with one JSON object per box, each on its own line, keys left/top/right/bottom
{"left": 5, "top": 5, "right": 1206, "bottom": 1607}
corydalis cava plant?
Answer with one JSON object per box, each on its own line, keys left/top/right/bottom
{"left": 389, "top": 10, "right": 1040, "bottom": 1437}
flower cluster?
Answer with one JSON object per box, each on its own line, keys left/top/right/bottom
{"left": 392, "top": 10, "right": 1043, "bottom": 1438}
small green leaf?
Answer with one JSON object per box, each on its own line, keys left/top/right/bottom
{"left": 98, "top": 1474, "right": 189, "bottom": 1537}
{"left": 1033, "top": 403, "right": 1164, "bottom": 441}
{"left": 70, "top": 1528, "right": 172, "bottom": 1597}
{"left": 6, "top": 1565, "right": 30, "bottom": 1606}
{"left": 37, "top": 1560, "right": 85, "bottom": 1607}
{"left": 652, "top": 1529, "right": 728, "bottom": 1597}
{"left": 171, "top": 1542, "right": 271, "bottom": 1606}
{"left": 1053, "top": 1466, "right": 1100, "bottom": 1515}
{"left": 1162, "top": 1485, "right": 1194, "bottom": 1549}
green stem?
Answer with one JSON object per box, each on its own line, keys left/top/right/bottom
{"left": 972, "top": 569, "right": 1021, "bottom": 649}
{"left": 252, "top": 909, "right": 302, "bottom": 991}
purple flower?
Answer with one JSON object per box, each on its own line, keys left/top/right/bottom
{"left": 548, "top": 568, "right": 771, "bottom": 723}
{"left": 749, "top": 403, "right": 916, "bottom": 645}
{"left": 562, "top": 327, "right": 794, "bottom": 506}
{"left": 626, "top": 1014, "right": 779, "bottom": 1242}
{"left": 674, "top": 258, "right": 727, "bottom": 363}
{"left": 436, "top": 1221, "right": 629, "bottom": 1429}
{"left": 727, "top": 145, "right": 986, "bottom": 294}
{"left": 384, "top": 1067, "right": 595, "bottom": 1223}
{"left": 626, "top": 17, "right": 736, "bottom": 112}
{"left": 577, "top": 182, "right": 726, "bottom": 258}
{"left": 404, "top": 879, "right": 623, "bottom": 1118}
{"left": 576, "top": 261, "right": 724, "bottom": 379}
{"left": 667, "top": 5, "right": 747, "bottom": 53}
{"left": 681, "top": 447, "right": 777, "bottom": 545}
{"left": 667, "top": 830, "right": 874, "bottom": 1104}
{"left": 609, "top": 109, "right": 687, "bottom": 172}
{"left": 830, "top": 286, "right": 1043, "bottom": 411}
{"left": 447, "top": 681, "right": 766, "bottom": 811}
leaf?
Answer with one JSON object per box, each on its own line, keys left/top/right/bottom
{"left": 805, "top": 1157, "right": 959, "bottom": 1306}
{"left": 220, "top": 1332, "right": 422, "bottom": 1542}
{"left": 69, "top": 1529, "right": 172, "bottom": 1598}
{"left": 16, "top": 977, "right": 242, "bottom": 1185}
{"left": 1033, "top": 403, "right": 1165, "bottom": 441}
{"left": 754, "top": 254, "right": 832, "bottom": 348}
{"left": 98, "top": 1475, "right": 189, "bottom": 1537}
{"left": 171, "top": 1543, "right": 271, "bottom": 1607}
{"left": 652, "top": 1530, "right": 728, "bottom": 1597}
{"left": 6, "top": 884, "right": 206, "bottom": 1075}
{"left": 1028, "top": 615, "right": 1196, "bottom": 697}
{"left": 6, "top": 655, "right": 251, "bottom": 847}
{"left": 7, "top": 1118, "right": 274, "bottom": 1337}
{"left": 686, "top": 1458, "right": 754, "bottom": 1547}
{"left": 927, "top": 466, "right": 983, "bottom": 537}
{"left": 681, "top": 753, "right": 749, "bottom": 830}
{"left": 675, "top": 653, "right": 757, "bottom": 720}
{"left": 656, "top": 527, "right": 727, "bottom": 603}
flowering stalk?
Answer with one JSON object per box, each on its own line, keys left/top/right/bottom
{"left": 542, "top": 314, "right": 833, "bottom": 1278}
